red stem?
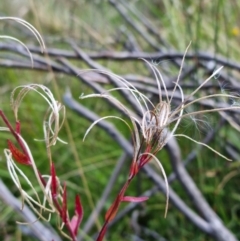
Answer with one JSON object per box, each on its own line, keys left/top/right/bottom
{"left": 97, "top": 149, "right": 151, "bottom": 241}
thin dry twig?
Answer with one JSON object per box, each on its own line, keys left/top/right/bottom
{"left": 0, "top": 179, "right": 62, "bottom": 241}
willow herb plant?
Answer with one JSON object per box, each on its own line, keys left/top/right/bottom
{"left": 1, "top": 18, "right": 240, "bottom": 241}
{"left": 0, "top": 18, "right": 83, "bottom": 241}
{"left": 80, "top": 44, "right": 239, "bottom": 240}
{"left": 1, "top": 83, "right": 85, "bottom": 241}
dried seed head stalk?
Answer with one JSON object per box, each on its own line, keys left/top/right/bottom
{"left": 11, "top": 84, "right": 66, "bottom": 147}
{"left": 3, "top": 84, "right": 65, "bottom": 212}
{"left": 0, "top": 17, "right": 45, "bottom": 67}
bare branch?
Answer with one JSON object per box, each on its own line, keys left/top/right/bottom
{"left": 0, "top": 179, "right": 62, "bottom": 241}
{"left": 166, "top": 137, "right": 238, "bottom": 241}
{"left": 1, "top": 43, "right": 240, "bottom": 72}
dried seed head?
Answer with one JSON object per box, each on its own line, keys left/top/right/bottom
{"left": 155, "top": 101, "right": 170, "bottom": 127}
{"left": 142, "top": 101, "right": 171, "bottom": 150}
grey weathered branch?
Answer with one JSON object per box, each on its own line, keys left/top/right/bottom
{"left": 1, "top": 43, "right": 240, "bottom": 72}
{"left": 166, "top": 137, "right": 237, "bottom": 241}
{"left": 0, "top": 179, "right": 62, "bottom": 241}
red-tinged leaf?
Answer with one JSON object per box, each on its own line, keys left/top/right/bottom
{"left": 7, "top": 140, "right": 31, "bottom": 165}
{"left": 69, "top": 195, "right": 84, "bottom": 236}
{"left": 105, "top": 183, "right": 129, "bottom": 222}
{"left": 96, "top": 223, "right": 108, "bottom": 241}
{"left": 69, "top": 215, "right": 79, "bottom": 236}
{"left": 121, "top": 196, "right": 149, "bottom": 203}
{"left": 75, "top": 195, "right": 83, "bottom": 217}
{"left": 61, "top": 183, "right": 67, "bottom": 223}
{"left": 138, "top": 145, "right": 152, "bottom": 167}
{"left": 139, "top": 153, "right": 150, "bottom": 167}
{"left": 105, "top": 199, "right": 121, "bottom": 222}
{"left": 129, "top": 161, "right": 138, "bottom": 178}
{"left": 51, "top": 163, "right": 58, "bottom": 198}
{"left": 15, "top": 121, "right": 21, "bottom": 134}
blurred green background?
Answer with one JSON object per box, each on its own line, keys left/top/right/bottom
{"left": 0, "top": 1, "right": 240, "bottom": 241}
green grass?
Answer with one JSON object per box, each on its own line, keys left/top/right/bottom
{"left": 1, "top": 1, "right": 240, "bottom": 241}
